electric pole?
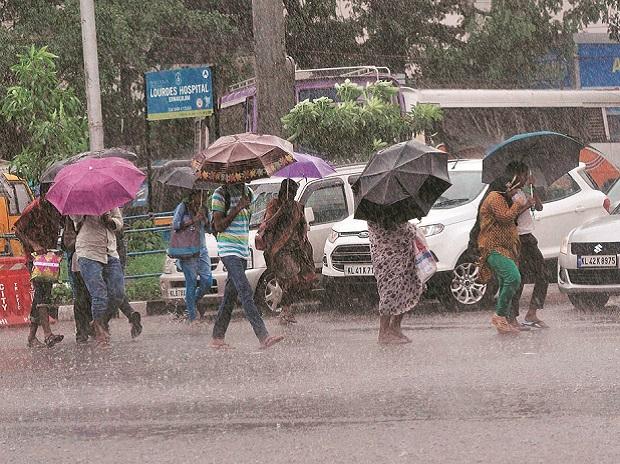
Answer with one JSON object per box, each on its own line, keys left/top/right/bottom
{"left": 79, "top": 0, "right": 105, "bottom": 150}
{"left": 252, "top": 0, "right": 295, "bottom": 137}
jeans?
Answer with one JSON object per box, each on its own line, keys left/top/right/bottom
{"left": 510, "top": 233, "right": 549, "bottom": 317}
{"left": 486, "top": 251, "right": 521, "bottom": 318}
{"left": 179, "top": 249, "right": 212, "bottom": 321}
{"left": 73, "top": 271, "right": 93, "bottom": 339}
{"left": 78, "top": 256, "right": 125, "bottom": 321}
{"left": 212, "top": 255, "right": 269, "bottom": 341}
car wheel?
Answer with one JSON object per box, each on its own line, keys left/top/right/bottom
{"left": 568, "top": 293, "right": 609, "bottom": 311}
{"left": 255, "top": 272, "right": 283, "bottom": 315}
{"left": 447, "top": 258, "right": 496, "bottom": 311}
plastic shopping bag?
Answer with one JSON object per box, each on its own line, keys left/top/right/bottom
{"left": 413, "top": 229, "right": 437, "bottom": 284}
{"left": 31, "top": 252, "right": 62, "bottom": 282}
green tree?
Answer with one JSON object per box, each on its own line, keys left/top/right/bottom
{"left": 418, "top": 1, "right": 607, "bottom": 88}
{"left": 1, "top": 46, "right": 87, "bottom": 183}
{"left": 281, "top": 80, "right": 443, "bottom": 162}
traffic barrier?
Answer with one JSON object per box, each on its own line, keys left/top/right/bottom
{"left": 0, "top": 256, "right": 33, "bottom": 327}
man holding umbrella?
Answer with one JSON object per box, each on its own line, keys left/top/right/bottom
{"left": 193, "top": 133, "right": 293, "bottom": 349}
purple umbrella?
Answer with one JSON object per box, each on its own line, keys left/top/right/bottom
{"left": 46, "top": 157, "right": 146, "bottom": 215}
{"left": 273, "top": 152, "right": 335, "bottom": 178}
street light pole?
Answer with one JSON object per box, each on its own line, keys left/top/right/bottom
{"left": 79, "top": 0, "right": 104, "bottom": 150}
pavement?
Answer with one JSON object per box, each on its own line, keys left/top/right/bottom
{"left": 2, "top": 286, "right": 620, "bottom": 463}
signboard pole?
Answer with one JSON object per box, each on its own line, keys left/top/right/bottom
{"left": 207, "top": 65, "right": 220, "bottom": 145}
{"left": 143, "top": 73, "right": 154, "bottom": 212}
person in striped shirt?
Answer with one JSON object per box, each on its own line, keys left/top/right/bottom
{"left": 210, "top": 183, "right": 283, "bottom": 349}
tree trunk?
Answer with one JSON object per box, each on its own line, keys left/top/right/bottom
{"left": 252, "top": 0, "right": 295, "bottom": 137}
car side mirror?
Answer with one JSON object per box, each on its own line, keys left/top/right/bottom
{"left": 304, "top": 207, "right": 315, "bottom": 225}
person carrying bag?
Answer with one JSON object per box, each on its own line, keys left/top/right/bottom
{"left": 170, "top": 190, "right": 213, "bottom": 323}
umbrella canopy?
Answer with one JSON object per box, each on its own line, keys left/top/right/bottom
{"left": 273, "top": 152, "right": 335, "bottom": 179}
{"left": 40, "top": 147, "right": 138, "bottom": 184}
{"left": 46, "top": 157, "right": 145, "bottom": 215}
{"left": 192, "top": 133, "right": 296, "bottom": 184}
{"left": 483, "top": 131, "right": 585, "bottom": 186}
{"left": 156, "top": 160, "right": 216, "bottom": 190}
{"left": 353, "top": 140, "right": 451, "bottom": 223}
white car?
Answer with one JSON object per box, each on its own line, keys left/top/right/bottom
{"left": 558, "top": 206, "right": 620, "bottom": 309}
{"left": 159, "top": 164, "right": 364, "bottom": 312}
{"left": 322, "top": 159, "right": 611, "bottom": 310}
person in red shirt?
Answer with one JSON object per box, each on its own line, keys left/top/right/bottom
{"left": 14, "top": 184, "right": 64, "bottom": 348}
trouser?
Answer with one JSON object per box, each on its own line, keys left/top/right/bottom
{"left": 180, "top": 249, "right": 212, "bottom": 321}
{"left": 212, "top": 255, "right": 269, "bottom": 341}
{"left": 30, "top": 279, "right": 53, "bottom": 325}
{"left": 78, "top": 257, "right": 125, "bottom": 321}
{"left": 486, "top": 252, "right": 521, "bottom": 318}
{"left": 510, "top": 233, "right": 548, "bottom": 318}
{"left": 73, "top": 271, "right": 93, "bottom": 339}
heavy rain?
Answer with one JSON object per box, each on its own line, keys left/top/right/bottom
{"left": 2, "top": 1, "right": 620, "bottom": 463}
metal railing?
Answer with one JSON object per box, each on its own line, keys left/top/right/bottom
{"left": 123, "top": 212, "right": 173, "bottom": 280}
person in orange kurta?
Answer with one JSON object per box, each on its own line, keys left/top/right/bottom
{"left": 476, "top": 176, "right": 530, "bottom": 334}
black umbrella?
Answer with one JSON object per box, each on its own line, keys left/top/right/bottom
{"left": 156, "top": 160, "right": 216, "bottom": 190}
{"left": 483, "top": 131, "right": 585, "bottom": 186}
{"left": 40, "top": 147, "right": 138, "bottom": 183}
{"left": 353, "top": 140, "right": 452, "bottom": 223}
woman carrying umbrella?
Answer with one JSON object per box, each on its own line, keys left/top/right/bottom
{"left": 353, "top": 140, "right": 452, "bottom": 344}
{"left": 258, "top": 179, "right": 315, "bottom": 324}
{"left": 475, "top": 176, "right": 528, "bottom": 334}
{"left": 171, "top": 190, "right": 212, "bottom": 323}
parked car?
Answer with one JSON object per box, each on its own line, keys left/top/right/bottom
{"left": 557, "top": 204, "right": 620, "bottom": 309}
{"left": 159, "top": 164, "right": 365, "bottom": 312}
{"left": 322, "top": 159, "right": 611, "bottom": 310}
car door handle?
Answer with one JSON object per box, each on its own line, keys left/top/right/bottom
{"left": 574, "top": 206, "right": 586, "bottom": 213}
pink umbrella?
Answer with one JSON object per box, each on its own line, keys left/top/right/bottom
{"left": 46, "top": 157, "right": 145, "bottom": 215}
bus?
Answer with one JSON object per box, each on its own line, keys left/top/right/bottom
{"left": 219, "top": 66, "right": 408, "bottom": 136}
{"left": 403, "top": 88, "right": 620, "bottom": 189}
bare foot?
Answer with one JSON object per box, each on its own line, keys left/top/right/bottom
{"left": 260, "top": 335, "right": 284, "bottom": 349}
{"left": 210, "top": 338, "right": 233, "bottom": 350}
{"left": 378, "top": 334, "right": 410, "bottom": 345}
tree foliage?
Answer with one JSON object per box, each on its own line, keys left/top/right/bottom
{"left": 0, "top": 46, "right": 87, "bottom": 183}
{"left": 282, "top": 80, "right": 443, "bottom": 162}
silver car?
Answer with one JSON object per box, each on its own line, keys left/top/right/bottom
{"left": 557, "top": 207, "right": 620, "bottom": 309}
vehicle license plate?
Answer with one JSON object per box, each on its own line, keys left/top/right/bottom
{"left": 344, "top": 264, "right": 374, "bottom": 276}
{"left": 577, "top": 255, "right": 617, "bottom": 268}
{"left": 167, "top": 288, "right": 186, "bottom": 298}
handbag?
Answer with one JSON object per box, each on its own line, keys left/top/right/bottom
{"left": 31, "top": 251, "right": 62, "bottom": 282}
{"left": 167, "top": 223, "right": 201, "bottom": 259}
{"left": 413, "top": 229, "right": 437, "bottom": 284}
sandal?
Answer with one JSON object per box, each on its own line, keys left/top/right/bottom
{"left": 260, "top": 335, "right": 284, "bottom": 349}
{"left": 44, "top": 334, "right": 64, "bottom": 348}
{"left": 523, "top": 319, "right": 549, "bottom": 329}
{"left": 279, "top": 315, "right": 297, "bottom": 325}
{"left": 209, "top": 339, "right": 234, "bottom": 350}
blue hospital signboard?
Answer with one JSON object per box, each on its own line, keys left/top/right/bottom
{"left": 578, "top": 43, "right": 620, "bottom": 88}
{"left": 145, "top": 67, "right": 213, "bottom": 121}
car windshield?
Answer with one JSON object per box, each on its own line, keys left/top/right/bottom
{"left": 249, "top": 182, "right": 283, "bottom": 229}
{"left": 432, "top": 170, "right": 485, "bottom": 209}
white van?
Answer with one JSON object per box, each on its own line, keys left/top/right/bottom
{"left": 159, "top": 164, "right": 364, "bottom": 312}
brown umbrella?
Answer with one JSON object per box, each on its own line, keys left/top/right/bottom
{"left": 192, "top": 133, "right": 296, "bottom": 184}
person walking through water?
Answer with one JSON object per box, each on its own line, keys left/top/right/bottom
{"left": 506, "top": 161, "right": 549, "bottom": 329}
{"left": 172, "top": 190, "right": 212, "bottom": 323}
{"left": 72, "top": 208, "right": 126, "bottom": 346}
{"left": 15, "top": 183, "right": 64, "bottom": 348}
{"left": 367, "top": 211, "right": 423, "bottom": 345}
{"left": 210, "top": 183, "right": 283, "bottom": 349}
{"left": 258, "top": 179, "right": 315, "bottom": 324}
{"left": 475, "top": 176, "right": 528, "bottom": 334}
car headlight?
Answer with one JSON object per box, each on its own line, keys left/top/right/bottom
{"left": 560, "top": 236, "right": 569, "bottom": 255}
{"left": 418, "top": 223, "right": 445, "bottom": 237}
{"left": 328, "top": 229, "right": 339, "bottom": 243}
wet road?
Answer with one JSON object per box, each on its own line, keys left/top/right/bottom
{"left": 2, "top": 289, "right": 620, "bottom": 463}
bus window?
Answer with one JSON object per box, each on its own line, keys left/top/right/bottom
{"left": 606, "top": 108, "right": 620, "bottom": 142}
